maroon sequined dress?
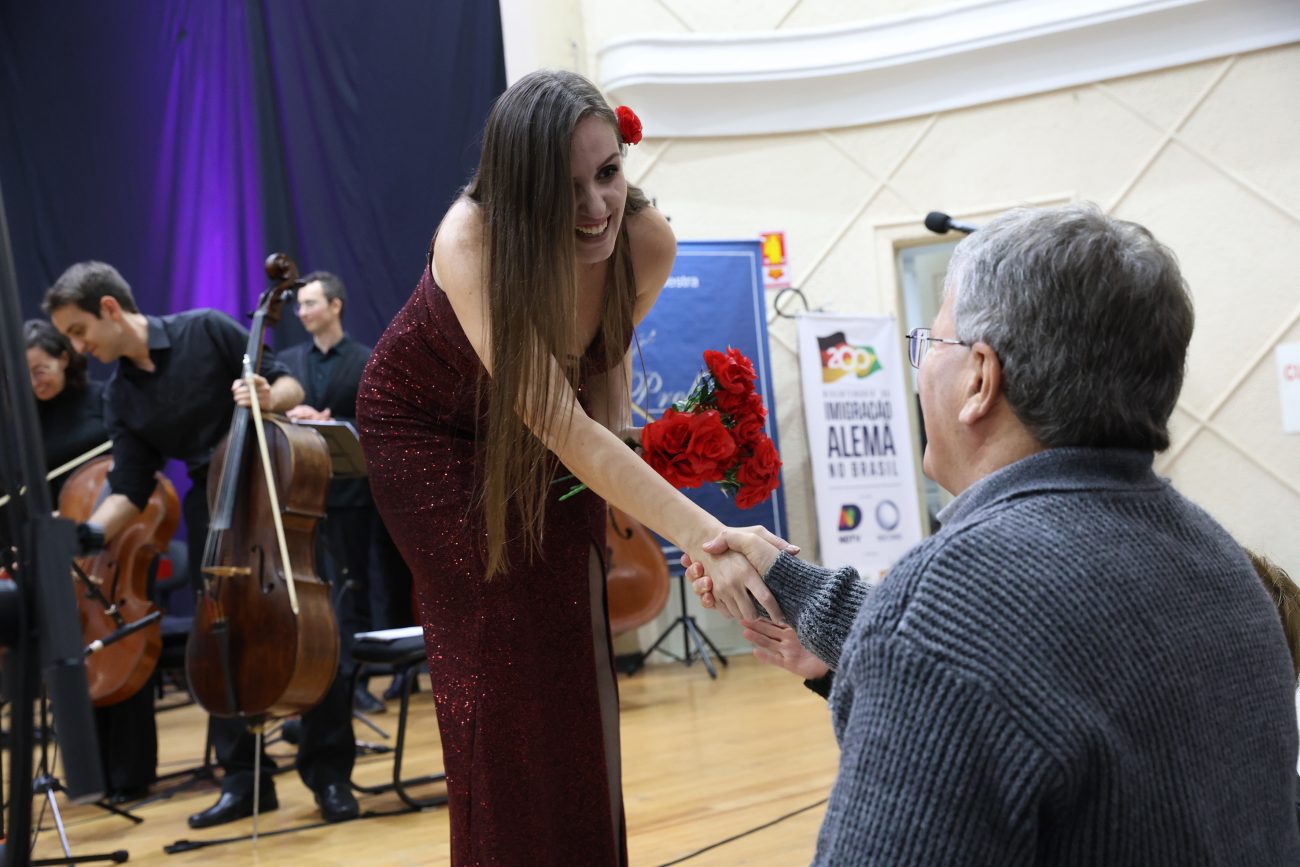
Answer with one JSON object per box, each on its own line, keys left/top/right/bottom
{"left": 357, "top": 252, "right": 627, "bottom": 865}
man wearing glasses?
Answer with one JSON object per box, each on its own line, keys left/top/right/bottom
{"left": 689, "top": 203, "right": 1300, "bottom": 864}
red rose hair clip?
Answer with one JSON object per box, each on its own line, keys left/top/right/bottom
{"left": 615, "top": 105, "right": 643, "bottom": 145}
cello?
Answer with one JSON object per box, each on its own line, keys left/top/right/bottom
{"left": 185, "top": 253, "right": 338, "bottom": 720}
{"left": 58, "top": 455, "right": 179, "bottom": 706}
{"left": 605, "top": 506, "right": 669, "bottom": 635}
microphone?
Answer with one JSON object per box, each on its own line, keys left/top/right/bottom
{"left": 924, "top": 211, "right": 978, "bottom": 235}
{"left": 84, "top": 610, "right": 162, "bottom": 657}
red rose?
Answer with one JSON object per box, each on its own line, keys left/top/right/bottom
{"left": 713, "top": 387, "right": 745, "bottom": 417}
{"left": 734, "top": 436, "right": 781, "bottom": 509}
{"left": 682, "top": 410, "right": 737, "bottom": 478}
{"left": 704, "top": 347, "right": 756, "bottom": 395}
{"left": 641, "top": 409, "right": 735, "bottom": 488}
{"left": 741, "top": 436, "right": 781, "bottom": 484}
{"left": 641, "top": 410, "right": 701, "bottom": 487}
{"left": 715, "top": 389, "right": 766, "bottom": 424}
{"left": 731, "top": 412, "right": 766, "bottom": 448}
{"left": 615, "top": 105, "right": 643, "bottom": 145}
{"left": 734, "top": 483, "right": 769, "bottom": 510}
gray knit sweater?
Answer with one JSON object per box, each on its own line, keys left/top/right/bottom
{"left": 765, "top": 448, "right": 1300, "bottom": 865}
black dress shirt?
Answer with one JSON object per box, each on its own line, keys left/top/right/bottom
{"left": 308, "top": 342, "right": 341, "bottom": 407}
{"left": 279, "top": 334, "right": 371, "bottom": 509}
{"left": 104, "top": 309, "right": 290, "bottom": 510}
{"left": 38, "top": 380, "right": 109, "bottom": 501}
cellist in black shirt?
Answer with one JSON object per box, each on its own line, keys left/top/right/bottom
{"left": 45, "top": 261, "right": 358, "bottom": 827}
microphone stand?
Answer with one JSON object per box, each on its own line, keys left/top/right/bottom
{"left": 28, "top": 685, "right": 133, "bottom": 866}
{"left": 25, "top": 609, "right": 169, "bottom": 862}
{"left": 27, "top": 611, "right": 165, "bottom": 860}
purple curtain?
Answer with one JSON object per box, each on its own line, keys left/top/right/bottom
{"left": 151, "top": 0, "right": 267, "bottom": 315}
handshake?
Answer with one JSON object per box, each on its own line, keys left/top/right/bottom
{"left": 681, "top": 527, "right": 830, "bottom": 681}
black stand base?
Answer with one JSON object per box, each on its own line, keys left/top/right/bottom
{"left": 31, "top": 853, "right": 128, "bottom": 866}
{"left": 31, "top": 772, "right": 134, "bottom": 865}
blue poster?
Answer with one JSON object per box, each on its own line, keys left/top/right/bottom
{"left": 632, "top": 240, "right": 788, "bottom": 567}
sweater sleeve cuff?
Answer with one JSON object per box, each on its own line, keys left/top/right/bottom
{"left": 763, "top": 551, "right": 834, "bottom": 623}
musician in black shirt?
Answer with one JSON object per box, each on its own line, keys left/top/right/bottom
{"left": 45, "top": 261, "right": 357, "bottom": 827}
{"left": 282, "top": 273, "right": 375, "bottom": 655}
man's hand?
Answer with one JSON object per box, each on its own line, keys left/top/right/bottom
{"left": 741, "top": 618, "right": 829, "bottom": 680}
{"left": 286, "top": 404, "right": 333, "bottom": 421}
{"left": 683, "top": 527, "right": 799, "bottom": 612}
{"left": 231, "top": 374, "right": 272, "bottom": 411}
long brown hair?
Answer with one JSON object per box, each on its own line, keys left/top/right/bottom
{"left": 465, "top": 70, "right": 648, "bottom": 579}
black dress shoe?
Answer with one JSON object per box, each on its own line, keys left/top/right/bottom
{"left": 187, "top": 788, "right": 278, "bottom": 829}
{"left": 314, "top": 781, "right": 359, "bottom": 823}
{"left": 382, "top": 668, "right": 419, "bottom": 701}
{"left": 354, "top": 685, "right": 386, "bottom": 714}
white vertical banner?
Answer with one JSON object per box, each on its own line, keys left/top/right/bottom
{"left": 797, "top": 313, "right": 923, "bottom": 583}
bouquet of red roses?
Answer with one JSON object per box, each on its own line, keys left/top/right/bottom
{"left": 557, "top": 347, "right": 781, "bottom": 508}
{"left": 638, "top": 347, "right": 782, "bottom": 509}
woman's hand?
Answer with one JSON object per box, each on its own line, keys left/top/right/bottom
{"left": 692, "top": 546, "right": 783, "bottom": 623}
{"left": 683, "top": 526, "right": 798, "bottom": 622}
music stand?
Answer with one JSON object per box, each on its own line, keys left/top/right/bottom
{"left": 296, "top": 420, "right": 367, "bottom": 479}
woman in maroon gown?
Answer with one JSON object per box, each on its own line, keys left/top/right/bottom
{"left": 357, "top": 70, "right": 782, "bottom": 865}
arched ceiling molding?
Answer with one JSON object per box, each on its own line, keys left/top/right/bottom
{"left": 597, "top": 0, "right": 1300, "bottom": 137}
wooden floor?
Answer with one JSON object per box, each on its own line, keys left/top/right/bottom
{"left": 23, "top": 655, "right": 838, "bottom": 865}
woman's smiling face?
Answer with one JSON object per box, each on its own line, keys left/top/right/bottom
{"left": 570, "top": 115, "right": 627, "bottom": 265}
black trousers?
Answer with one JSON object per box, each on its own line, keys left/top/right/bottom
{"left": 369, "top": 512, "right": 415, "bottom": 630}
{"left": 322, "top": 505, "right": 416, "bottom": 634}
{"left": 320, "top": 506, "right": 373, "bottom": 661}
{"left": 93, "top": 676, "right": 157, "bottom": 792}
{"left": 184, "top": 484, "right": 356, "bottom": 797}
{"left": 207, "top": 669, "right": 354, "bottom": 796}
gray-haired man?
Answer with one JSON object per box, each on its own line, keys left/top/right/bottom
{"left": 693, "top": 203, "right": 1300, "bottom": 865}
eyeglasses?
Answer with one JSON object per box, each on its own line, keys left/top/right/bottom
{"left": 906, "top": 327, "right": 968, "bottom": 369}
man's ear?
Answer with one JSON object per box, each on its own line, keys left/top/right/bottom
{"left": 99, "top": 295, "right": 120, "bottom": 319}
{"left": 958, "top": 341, "right": 1003, "bottom": 425}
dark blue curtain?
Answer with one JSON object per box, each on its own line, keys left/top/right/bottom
{"left": 0, "top": 0, "right": 505, "bottom": 348}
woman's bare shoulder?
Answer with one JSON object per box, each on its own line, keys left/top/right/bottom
{"left": 431, "top": 198, "right": 483, "bottom": 289}
{"left": 626, "top": 206, "right": 677, "bottom": 315}
{"left": 627, "top": 206, "right": 675, "bottom": 264}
